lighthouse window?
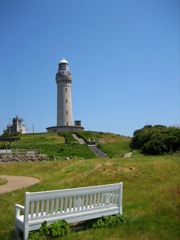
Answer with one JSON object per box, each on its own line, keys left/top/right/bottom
{"left": 65, "top": 88, "right": 67, "bottom": 92}
{"left": 66, "top": 99, "right": 67, "bottom": 103}
{"left": 66, "top": 111, "right": 68, "bottom": 115}
{"left": 59, "top": 64, "right": 66, "bottom": 70}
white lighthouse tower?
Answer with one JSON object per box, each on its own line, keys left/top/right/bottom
{"left": 47, "top": 58, "right": 84, "bottom": 132}
{"left": 56, "top": 58, "right": 73, "bottom": 126}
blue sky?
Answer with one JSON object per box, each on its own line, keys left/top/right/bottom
{"left": 0, "top": 0, "right": 179, "bottom": 136}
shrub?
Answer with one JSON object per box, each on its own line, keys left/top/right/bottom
{"left": 0, "top": 142, "right": 10, "bottom": 149}
{"left": 92, "top": 215, "right": 129, "bottom": 228}
{"left": 28, "top": 220, "right": 71, "bottom": 239}
{"left": 130, "top": 125, "right": 180, "bottom": 155}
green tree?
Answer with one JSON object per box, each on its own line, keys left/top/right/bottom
{"left": 131, "top": 125, "right": 180, "bottom": 155}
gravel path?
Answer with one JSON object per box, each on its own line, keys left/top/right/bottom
{"left": 0, "top": 175, "right": 39, "bottom": 194}
{"left": 71, "top": 134, "right": 86, "bottom": 144}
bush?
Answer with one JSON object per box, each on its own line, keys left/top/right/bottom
{"left": 130, "top": 125, "right": 180, "bottom": 155}
{"left": 2, "top": 131, "right": 20, "bottom": 137}
{"left": 28, "top": 220, "right": 71, "bottom": 239}
{"left": 0, "top": 142, "right": 10, "bottom": 149}
{"left": 92, "top": 215, "right": 129, "bottom": 228}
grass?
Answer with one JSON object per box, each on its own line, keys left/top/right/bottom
{"left": 0, "top": 155, "right": 179, "bottom": 239}
{"left": 98, "top": 141, "right": 131, "bottom": 157}
{"left": 0, "top": 177, "right": 7, "bottom": 185}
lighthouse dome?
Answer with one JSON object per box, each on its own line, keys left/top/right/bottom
{"left": 59, "top": 58, "right": 68, "bottom": 64}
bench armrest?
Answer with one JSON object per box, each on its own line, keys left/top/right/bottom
{"left": 15, "top": 204, "right": 25, "bottom": 211}
{"left": 15, "top": 204, "right": 24, "bottom": 218}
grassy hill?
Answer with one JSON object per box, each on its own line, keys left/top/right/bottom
{"left": 0, "top": 131, "right": 132, "bottom": 159}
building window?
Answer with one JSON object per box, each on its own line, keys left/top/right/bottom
{"left": 66, "top": 99, "right": 67, "bottom": 103}
{"left": 65, "top": 88, "right": 67, "bottom": 92}
{"left": 66, "top": 111, "right": 68, "bottom": 115}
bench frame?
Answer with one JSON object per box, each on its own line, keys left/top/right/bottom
{"left": 15, "top": 182, "right": 123, "bottom": 240}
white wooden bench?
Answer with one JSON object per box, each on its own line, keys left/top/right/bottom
{"left": 15, "top": 182, "right": 123, "bottom": 240}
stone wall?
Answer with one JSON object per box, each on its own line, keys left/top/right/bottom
{"left": 0, "top": 154, "right": 49, "bottom": 163}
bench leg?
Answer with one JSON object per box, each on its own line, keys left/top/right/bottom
{"left": 15, "top": 226, "right": 20, "bottom": 239}
{"left": 24, "top": 224, "right": 29, "bottom": 240}
{"left": 24, "top": 231, "right": 29, "bottom": 240}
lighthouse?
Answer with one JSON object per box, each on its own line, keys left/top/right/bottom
{"left": 56, "top": 58, "right": 73, "bottom": 126}
{"left": 47, "top": 58, "right": 84, "bottom": 132}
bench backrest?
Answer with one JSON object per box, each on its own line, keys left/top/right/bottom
{"left": 24, "top": 182, "right": 123, "bottom": 222}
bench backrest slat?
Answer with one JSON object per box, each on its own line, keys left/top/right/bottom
{"left": 36, "top": 201, "right": 39, "bottom": 217}
{"left": 50, "top": 199, "right": 54, "bottom": 214}
{"left": 111, "top": 191, "right": 115, "bottom": 203}
{"left": 93, "top": 194, "right": 96, "bottom": 207}
{"left": 46, "top": 200, "right": 49, "bottom": 215}
{"left": 60, "top": 198, "right": 63, "bottom": 212}
{"left": 41, "top": 200, "right": 44, "bottom": 216}
{"left": 85, "top": 195, "right": 88, "bottom": 209}
{"left": 30, "top": 202, "right": 34, "bottom": 218}
{"left": 97, "top": 193, "right": 100, "bottom": 206}
{"left": 55, "top": 198, "right": 59, "bottom": 214}
{"left": 64, "top": 198, "right": 68, "bottom": 212}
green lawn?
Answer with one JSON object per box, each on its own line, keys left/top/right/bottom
{"left": 0, "top": 155, "right": 179, "bottom": 239}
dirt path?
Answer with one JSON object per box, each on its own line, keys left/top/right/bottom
{"left": 0, "top": 175, "right": 40, "bottom": 194}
